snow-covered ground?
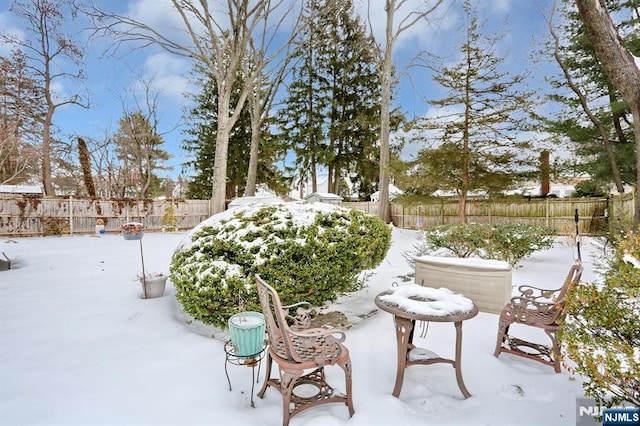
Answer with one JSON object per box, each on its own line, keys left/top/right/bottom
{"left": 0, "top": 226, "right": 600, "bottom": 425}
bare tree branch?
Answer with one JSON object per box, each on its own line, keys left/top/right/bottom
{"left": 84, "top": 0, "right": 301, "bottom": 212}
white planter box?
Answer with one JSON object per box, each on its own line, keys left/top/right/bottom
{"left": 414, "top": 256, "right": 512, "bottom": 315}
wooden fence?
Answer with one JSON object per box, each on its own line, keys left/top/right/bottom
{"left": 389, "top": 193, "right": 634, "bottom": 235}
{"left": 0, "top": 195, "right": 213, "bottom": 237}
{"left": 0, "top": 193, "right": 634, "bottom": 237}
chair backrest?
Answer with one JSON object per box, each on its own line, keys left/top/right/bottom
{"left": 255, "top": 275, "right": 300, "bottom": 363}
{"left": 548, "top": 263, "right": 584, "bottom": 324}
{"left": 556, "top": 263, "right": 584, "bottom": 305}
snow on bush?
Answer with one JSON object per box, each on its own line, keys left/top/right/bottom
{"left": 170, "top": 201, "right": 391, "bottom": 328}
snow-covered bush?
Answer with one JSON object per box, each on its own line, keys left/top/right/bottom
{"left": 562, "top": 232, "right": 640, "bottom": 407}
{"left": 170, "top": 201, "right": 391, "bottom": 328}
{"left": 403, "top": 223, "right": 556, "bottom": 269}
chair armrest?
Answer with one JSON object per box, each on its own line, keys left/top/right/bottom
{"left": 282, "top": 302, "right": 313, "bottom": 330}
{"left": 515, "top": 284, "right": 562, "bottom": 302}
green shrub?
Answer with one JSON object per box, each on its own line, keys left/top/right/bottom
{"left": 404, "top": 222, "right": 556, "bottom": 268}
{"left": 483, "top": 223, "right": 556, "bottom": 266}
{"left": 161, "top": 205, "right": 178, "bottom": 230}
{"left": 170, "top": 202, "right": 391, "bottom": 328}
{"left": 561, "top": 232, "right": 640, "bottom": 407}
{"left": 572, "top": 180, "right": 608, "bottom": 198}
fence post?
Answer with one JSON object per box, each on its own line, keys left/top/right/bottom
{"left": 545, "top": 197, "right": 550, "bottom": 227}
{"left": 69, "top": 196, "right": 74, "bottom": 235}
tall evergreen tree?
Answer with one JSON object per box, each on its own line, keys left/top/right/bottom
{"left": 403, "top": 1, "right": 535, "bottom": 222}
{"left": 279, "top": 0, "right": 382, "bottom": 200}
{"left": 542, "top": 0, "right": 638, "bottom": 192}
{"left": 114, "top": 111, "right": 170, "bottom": 199}
{"left": 278, "top": 0, "right": 329, "bottom": 196}
{"left": 183, "top": 65, "right": 288, "bottom": 200}
{"left": 323, "top": 0, "right": 382, "bottom": 198}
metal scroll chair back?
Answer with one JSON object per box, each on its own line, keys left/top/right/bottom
{"left": 553, "top": 264, "right": 583, "bottom": 317}
{"left": 256, "top": 275, "right": 310, "bottom": 363}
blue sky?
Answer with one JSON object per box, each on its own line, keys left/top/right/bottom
{"left": 0, "top": 0, "right": 557, "bottom": 180}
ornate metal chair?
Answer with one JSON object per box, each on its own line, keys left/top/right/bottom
{"left": 494, "top": 264, "right": 583, "bottom": 373}
{"left": 255, "top": 275, "right": 354, "bottom": 426}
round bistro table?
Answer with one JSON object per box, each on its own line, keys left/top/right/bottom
{"left": 375, "top": 287, "right": 478, "bottom": 399}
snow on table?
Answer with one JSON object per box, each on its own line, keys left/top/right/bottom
{"left": 379, "top": 284, "right": 475, "bottom": 317}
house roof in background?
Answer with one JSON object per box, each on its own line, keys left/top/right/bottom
{"left": 304, "top": 192, "right": 344, "bottom": 201}
{"left": 0, "top": 185, "right": 43, "bottom": 194}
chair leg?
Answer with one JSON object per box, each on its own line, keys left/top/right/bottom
{"left": 340, "top": 359, "right": 355, "bottom": 417}
{"left": 257, "top": 352, "right": 273, "bottom": 398}
{"left": 545, "top": 329, "right": 562, "bottom": 373}
{"left": 279, "top": 367, "right": 302, "bottom": 426}
{"left": 494, "top": 318, "right": 510, "bottom": 357}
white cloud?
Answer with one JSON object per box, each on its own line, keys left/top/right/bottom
{"left": 127, "top": 0, "right": 184, "bottom": 30}
{"left": 481, "top": 0, "right": 511, "bottom": 14}
{"left": 142, "top": 52, "right": 191, "bottom": 96}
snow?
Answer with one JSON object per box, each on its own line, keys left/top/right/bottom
{"left": 622, "top": 253, "right": 640, "bottom": 269}
{"left": 415, "top": 255, "right": 511, "bottom": 271}
{"left": 229, "top": 312, "right": 265, "bottom": 328}
{"left": 0, "top": 226, "right": 600, "bottom": 425}
{"left": 379, "top": 284, "right": 475, "bottom": 316}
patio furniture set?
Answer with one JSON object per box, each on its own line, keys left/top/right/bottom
{"left": 226, "top": 263, "right": 583, "bottom": 426}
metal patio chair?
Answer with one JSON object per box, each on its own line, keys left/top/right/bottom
{"left": 494, "top": 264, "right": 583, "bottom": 373}
{"left": 255, "top": 275, "right": 354, "bottom": 426}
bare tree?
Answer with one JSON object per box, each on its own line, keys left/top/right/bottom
{"left": 0, "top": 51, "right": 41, "bottom": 185}
{"left": 86, "top": 0, "right": 300, "bottom": 213}
{"left": 368, "top": 0, "right": 444, "bottom": 222}
{"left": 0, "top": 130, "right": 39, "bottom": 185}
{"left": 575, "top": 0, "right": 640, "bottom": 228}
{"left": 2, "top": 0, "right": 87, "bottom": 196}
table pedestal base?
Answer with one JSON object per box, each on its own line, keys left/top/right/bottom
{"left": 392, "top": 317, "right": 471, "bottom": 399}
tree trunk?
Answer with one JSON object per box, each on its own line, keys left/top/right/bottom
{"left": 244, "top": 113, "right": 261, "bottom": 197}
{"left": 458, "top": 191, "right": 467, "bottom": 224}
{"left": 311, "top": 154, "right": 318, "bottom": 193}
{"left": 575, "top": 0, "right": 640, "bottom": 229}
{"left": 377, "top": 0, "right": 395, "bottom": 224}
{"left": 211, "top": 97, "right": 231, "bottom": 214}
{"left": 42, "top": 108, "right": 55, "bottom": 196}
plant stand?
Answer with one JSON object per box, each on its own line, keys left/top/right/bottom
{"left": 224, "top": 340, "right": 267, "bottom": 408}
{"left": 121, "top": 222, "right": 152, "bottom": 299}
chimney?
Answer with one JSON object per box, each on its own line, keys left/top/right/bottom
{"left": 540, "top": 150, "right": 550, "bottom": 196}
